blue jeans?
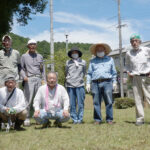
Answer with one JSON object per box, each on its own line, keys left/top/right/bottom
{"left": 91, "top": 80, "right": 113, "bottom": 122}
{"left": 67, "top": 86, "right": 85, "bottom": 123}
{"left": 34, "top": 109, "right": 70, "bottom": 124}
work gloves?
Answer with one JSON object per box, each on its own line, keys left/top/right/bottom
{"left": 113, "top": 83, "right": 117, "bottom": 92}
{"left": 86, "top": 84, "right": 91, "bottom": 93}
{"left": 86, "top": 83, "right": 117, "bottom": 93}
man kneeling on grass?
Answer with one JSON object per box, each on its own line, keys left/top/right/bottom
{"left": 0, "top": 75, "right": 27, "bottom": 131}
{"left": 33, "top": 72, "right": 70, "bottom": 128}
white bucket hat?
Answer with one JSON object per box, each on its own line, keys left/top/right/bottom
{"left": 2, "top": 35, "right": 12, "bottom": 42}
{"left": 27, "top": 39, "right": 37, "bottom": 45}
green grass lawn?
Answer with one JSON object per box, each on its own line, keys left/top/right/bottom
{"left": 1, "top": 94, "right": 150, "bottom": 150}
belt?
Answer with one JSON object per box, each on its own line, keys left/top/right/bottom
{"left": 139, "top": 73, "right": 150, "bottom": 77}
{"left": 28, "top": 75, "right": 41, "bottom": 78}
{"left": 93, "top": 78, "right": 111, "bottom": 83}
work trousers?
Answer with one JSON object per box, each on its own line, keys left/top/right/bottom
{"left": 132, "top": 76, "right": 150, "bottom": 123}
{"left": 0, "top": 110, "right": 27, "bottom": 123}
{"left": 24, "top": 76, "right": 41, "bottom": 118}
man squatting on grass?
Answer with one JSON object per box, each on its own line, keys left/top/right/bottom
{"left": 0, "top": 76, "right": 27, "bottom": 130}
{"left": 33, "top": 72, "right": 70, "bottom": 128}
{"left": 125, "top": 34, "right": 150, "bottom": 126}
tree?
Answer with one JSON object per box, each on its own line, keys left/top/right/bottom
{"left": 0, "top": 0, "right": 47, "bottom": 39}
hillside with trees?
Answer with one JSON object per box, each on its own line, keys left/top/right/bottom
{"left": 0, "top": 33, "right": 92, "bottom": 85}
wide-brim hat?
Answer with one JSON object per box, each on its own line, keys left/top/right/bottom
{"left": 68, "top": 46, "right": 82, "bottom": 58}
{"left": 90, "top": 43, "right": 112, "bottom": 56}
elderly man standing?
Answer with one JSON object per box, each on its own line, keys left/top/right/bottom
{"left": 65, "top": 46, "right": 86, "bottom": 124}
{"left": 0, "top": 35, "right": 20, "bottom": 87}
{"left": 86, "top": 43, "right": 117, "bottom": 125}
{"left": 33, "top": 72, "right": 70, "bottom": 128}
{"left": 0, "top": 76, "right": 27, "bottom": 130}
{"left": 20, "top": 39, "right": 45, "bottom": 126}
{"left": 125, "top": 34, "right": 150, "bottom": 126}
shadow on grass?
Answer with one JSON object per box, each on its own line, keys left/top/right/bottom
{"left": 34, "top": 125, "right": 72, "bottom": 130}
{"left": 125, "top": 121, "right": 150, "bottom": 125}
{"left": 124, "top": 121, "right": 136, "bottom": 124}
{"left": 0, "top": 128, "right": 27, "bottom": 133}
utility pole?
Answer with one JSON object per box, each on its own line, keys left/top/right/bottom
{"left": 118, "top": 0, "right": 124, "bottom": 97}
{"left": 65, "top": 33, "right": 69, "bottom": 54}
{"left": 50, "top": 0, "right": 54, "bottom": 71}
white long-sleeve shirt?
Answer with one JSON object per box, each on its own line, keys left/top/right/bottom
{"left": 0, "top": 87, "right": 26, "bottom": 113}
{"left": 33, "top": 84, "right": 70, "bottom": 114}
{"left": 125, "top": 46, "right": 150, "bottom": 75}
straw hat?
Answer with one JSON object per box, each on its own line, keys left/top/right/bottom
{"left": 90, "top": 43, "right": 112, "bottom": 56}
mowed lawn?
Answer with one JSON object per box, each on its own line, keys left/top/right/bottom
{"left": 1, "top": 94, "right": 150, "bottom": 150}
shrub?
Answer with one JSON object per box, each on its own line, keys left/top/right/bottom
{"left": 114, "top": 97, "right": 135, "bottom": 109}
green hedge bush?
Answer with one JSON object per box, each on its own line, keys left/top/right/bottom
{"left": 114, "top": 97, "right": 135, "bottom": 109}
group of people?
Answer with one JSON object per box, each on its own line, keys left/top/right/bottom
{"left": 0, "top": 33, "right": 150, "bottom": 131}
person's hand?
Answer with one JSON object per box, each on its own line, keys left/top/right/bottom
{"left": 5, "top": 107, "right": 10, "bottom": 113}
{"left": 5, "top": 107, "right": 10, "bottom": 115}
{"left": 113, "top": 83, "right": 117, "bottom": 92}
{"left": 127, "top": 72, "right": 133, "bottom": 77}
{"left": 41, "top": 80, "right": 46, "bottom": 85}
{"left": 34, "top": 110, "right": 40, "bottom": 118}
{"left": 24, "top": 77, "right": 28, "bottom": 82}
{"left": 63, "top": 110, "right": 70, "bottom": 118}
{"left": 86, "top": 84, "right": 91, "bottom": 93}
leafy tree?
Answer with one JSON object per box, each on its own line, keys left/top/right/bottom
{"left": 0, "top": 0, "right": 47, "bottom": 39}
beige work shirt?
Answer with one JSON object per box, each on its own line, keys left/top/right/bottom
{"left": 0, "top": 49, "right": 20, "bottom": 86}
{"left": 125, "top": 46, "right": 150, "bottom": 75}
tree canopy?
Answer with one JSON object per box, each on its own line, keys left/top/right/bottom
{"left": 0, "top": 0, "right": 47, "bottom": 39}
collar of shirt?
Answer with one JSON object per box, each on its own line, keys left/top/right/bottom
{"left": 131, "top": 46, "right": 142, "bottom": 53}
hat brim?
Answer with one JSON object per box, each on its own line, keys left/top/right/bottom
{"left": 90, "top": 43, "right": 112, "bottom": 56}
{"left": 68, "top": 50, "right": 82, "bottom": 58}
{"left": 2, "top": 35, "right": 12, "bottom": 42}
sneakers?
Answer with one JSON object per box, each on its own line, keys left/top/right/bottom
{"left": 135, "top": 122, "right": 144, "bottom": 126}
{"left": 107, "top": 121, "right": 114, "bottom": 125}
{"left": 94, "top": 121, "right": 102, "bottom": 125}
{"left": 23, "top": 118, "right": 30, "bottom": 126}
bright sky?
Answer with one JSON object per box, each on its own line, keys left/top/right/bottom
{"left": 12, "top": 0, "right": 150, "bottom": 49}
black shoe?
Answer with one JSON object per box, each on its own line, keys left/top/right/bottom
{"left": 54, "top": 121, "right": 62, "bottom": 128}
{"left": 14, "top": 119, "right": 25, "bottom": 131}
{"left": 41, "top": 121, "right": 51, "bottom": 128}
{"left": 14, "top": 125, "right": 26, "bottom": 131}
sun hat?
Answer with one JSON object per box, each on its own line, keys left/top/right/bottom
{"left": 2, "top": 35, "right": 12, "bottom": 42}
{"left": 130, "top": 34, "right": 141, "bottom": 41}
{"left": 68, "top": 46, "right": 82, "bottom": 58}
{"left": 90, "top": 43, "right": 112, "bottom": 56}
{"left": 27, "top": 39, "right": 37, "bottom": 45}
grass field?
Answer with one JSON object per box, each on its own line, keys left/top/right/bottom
{"left": 0, "top": 94, "right": 150, "bottom": 150}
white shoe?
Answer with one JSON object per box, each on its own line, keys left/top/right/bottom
{"left": 23, "top": 118, "right": 30, "bottom": 126}
{"left": 1, "top": 123, "right": 5, "bottom": 129}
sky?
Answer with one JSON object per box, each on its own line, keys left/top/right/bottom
{"left": 12, "top": 0, "right": 150, "bottom": 49}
